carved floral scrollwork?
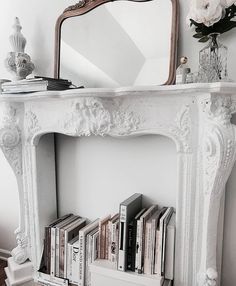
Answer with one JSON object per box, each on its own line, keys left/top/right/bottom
{"left": 64, "top": 98, "right": 140, "bottom": 137}
{"left": 198, "top": 94, "right": 236, "bottom": 286}
{"left": 202, "top": 94, "right": 236, "bottom": 126}
{"left": 11, "top": 228, "right": 28, "bottom": 264}
{"left": 202, "top": 95, "right": 236, "bottom": 196}
{"left": 64, "top": 0, "right": 90, "bottom": 12}
{"left": 157, "top": 104, "right": 191, "bottom": 153}
{"left": 26, "top": 110, "right": 41, "bottom": 144}
{"left": 0, "top": 104, "right": 22, "bottom": 175}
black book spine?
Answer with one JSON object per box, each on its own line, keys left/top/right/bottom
{"left": 127, "top": 220, "right": 136, "bottom": 271}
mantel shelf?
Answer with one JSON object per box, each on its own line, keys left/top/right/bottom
{"left": 1, "top": 83, "right": 236, "bottom": 286}
{"left": 1, "top": 82, "right": 236, "bottom": 102}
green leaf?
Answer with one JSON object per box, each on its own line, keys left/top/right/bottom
{"left": 193, "top": 33, "right": 203, "bottom": 38}
{"left": 199, "top": 36, "right": 209, "bottom": 43}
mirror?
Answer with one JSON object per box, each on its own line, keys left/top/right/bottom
{"left": 55, "top": 0, "right": 178, "bottom": 88}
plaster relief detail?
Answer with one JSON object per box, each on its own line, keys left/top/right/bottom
{"left": 202, "top": 94, "right": 236, "bottom": 126}
{"left": 0, "top": 104, "right": 22, "bottom": 175}
{"left": 25, "top": 111, "right": 41, "bottom": 143}
{"left": 198, "top": 95, "right": 236, "bottom": 286}
{"left": 11, "top": 228, "right": 29, "bottom": 264}
{"left": 172, "top": 104, "right": 191, "bottom": 153}
{"left": 155, "top": 105, "right": 192, "bottom": 153}
{"left": 64, "top": 98, "right": 140, "bottom": 137}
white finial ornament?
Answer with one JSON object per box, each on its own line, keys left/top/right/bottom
{"left": 5, "top": 17, "right": 34, "bottom": 80}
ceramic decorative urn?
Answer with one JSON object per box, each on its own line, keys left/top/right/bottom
{"left": 5, "top": 17, "right": 35, "bottom": 80}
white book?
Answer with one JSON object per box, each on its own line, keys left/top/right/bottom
{"left": 55, "top": 215, "right": 78, "bottom": 277}
{"left": 66, "top": 235, "right": 79, "bottom": 282}
{"left": 78, "top": 219, "right": 99, "bottom": 286}
{"left": 135, "top": 204, "right": 158, "bottom": 274}
{"left": 71, "top": 237, "right": 80, "bottom": 284}
{"left": 48, "top": 214, "right": 73, "bottom": 276}
{"left": 164, "top": 213, "right": 176, "bottom": 280}
{"left": 118, "top": 193, "right": 142, "bottom": 271}
{"left": 92, "top": 231, "right": 99, "bottom": 263}
{"left": 63, "top": 218, "right": 86, "bottom": 278}
{"left": 109, "top": 216, "right": 119, "bottom": 264}
{"left": 50, "top": 227, "right": 56, "bottom": 276}
{"left": 85, "top": 228, "right": 99, "bottom": 286}
{"left": 155, "top": 207, "right": 173, "bottom": 276}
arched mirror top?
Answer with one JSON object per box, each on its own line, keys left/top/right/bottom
{"left": 55, "top": 0, "right": 179, "bottom": 88}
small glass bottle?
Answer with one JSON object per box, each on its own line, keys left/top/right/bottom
{"left": 176, "top": 57, "right": 189, "bottom": 84}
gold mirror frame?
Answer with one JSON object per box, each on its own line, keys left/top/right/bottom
{"left": 54, "top": 0, "right": 179, "bottom": 85}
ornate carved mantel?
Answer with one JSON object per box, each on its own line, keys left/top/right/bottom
{"left": 1, "top": 82, "right": 236, "bottom": 286}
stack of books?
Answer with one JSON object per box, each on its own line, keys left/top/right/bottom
{"left": 1, "top": 76, "right": 73, "bottom": 93}
{"left": 40, "top": 194, "right": 176, "bottom": 286}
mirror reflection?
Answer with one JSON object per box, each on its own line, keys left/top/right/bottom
{"left": 60, "top": 0, "right": 174, "bottom": 88}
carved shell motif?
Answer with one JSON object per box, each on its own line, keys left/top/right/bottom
{"left": 0, "top": 105, "right": 22, "bottom": 175}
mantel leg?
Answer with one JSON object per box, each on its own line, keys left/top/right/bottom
{"left": 198, "top": 96, "right": 236, "bottom": 286}
{"left": 0, "top": 103, "right": 29, "bottom": 264}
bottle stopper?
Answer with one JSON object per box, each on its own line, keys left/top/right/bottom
{"left": 180, "top": 56, "right": 188, "bottom": 64}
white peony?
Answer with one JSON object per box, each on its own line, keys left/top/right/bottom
{"left": 187, "top": 0, "right": 225, "bottom": 26}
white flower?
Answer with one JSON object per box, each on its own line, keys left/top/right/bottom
{"left": 187, "top": 0, "right": 225, "bottom": 26}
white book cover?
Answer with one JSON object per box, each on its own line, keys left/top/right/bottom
{"left": 164, "top": 213, "right": 176, "bottom": 280}
{"left": 92, "top": 231, "right": 99, "bottom": 263}
{"left": 63, "top": 218, "right": 86, "bottom": 278}
{"left": 71, "top": 238, "right": 80, "bottom": 284}
{"left": 55, "top": 215, "right": 78, "bottom": 277}
{"left": 66, "top": 235, "right": 79, "bottom": 282}
{"left": 135, "top": 204, "right": 158, "bottom": 274}
{"left": 85, "top": 228, "right": 98, "bottom": 286}
{"left": 50, "top": 227, "right": 56, "bottom": 276}
{"left": 156, "top": 207, "right": 173, "bottom": 276}
{"left": 78, "top": 219, "right": 99, "bottom": 286}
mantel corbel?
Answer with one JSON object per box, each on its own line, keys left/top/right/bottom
{"left": 197, "top": 93, "right": 236, "bottom": 286}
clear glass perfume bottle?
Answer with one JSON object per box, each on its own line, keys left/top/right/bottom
{"left": 176, "top": 57, "right": 189, "bottom": 84}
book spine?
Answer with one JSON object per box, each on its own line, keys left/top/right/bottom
{"left": 50, "top": 227, "right": 56, "bottom": 276}
{"left": 118, "top": 205, "right": 127, "bottom": 271}
{"left": 110, "top": 220, "right": 119, "bottom": 264}
{"left": 55, "top": 228, "right": 60, "bottom": 277}
{"left": 135, "top": 219, "right": 140, "bottom": 273}
{"left": 164, "top": 224, "right": 175, "bottom": 279}
{"left": 154, "top": 230, "right": 160, "bottom": 274}
{"left": 92, "top": 232, "right": 99, "bottom": 262}
{"left": 108, "top": 221, "right": 112, "bottom": 262}
{"left": 78, "top": 233, "right": 85, "bottom": 286}
{"left": 85, "top": 235, "right": 90, "bottom": 286}
{"left": 126, "top": 222, "right": 133, "bottom": 271}
{"left": 59, "top": 229, "right": 65, "bottom": 278}
{"left": 45, "top": 227, "right": 50, "bottom": 274}
{"left": 136, "top": 219, "right": 144, "bottom": 273}
{"left": 150, "top": 219, "right": 156, "bottom": 275}
{"left": 66, "top": 243, "right": 72, "bottom": 281}
{"left": 143, "top": 222, "right": 152, "bottom": 274}
{"left": 63, "top": 231, "right": 68, "bottom": 278}
{"left": 71, "top": 244, "right": 80, "bottom": 284}
{"left": 105, "top": 222, "right": 109, "bottom": 260}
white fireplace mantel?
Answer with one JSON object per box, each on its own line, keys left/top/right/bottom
{"left": 1, "top": 82, "right": 236, "bottom": 286}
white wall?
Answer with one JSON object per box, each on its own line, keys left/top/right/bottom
{"left": 0, "top": 0, "right": 235, "bottom": 284}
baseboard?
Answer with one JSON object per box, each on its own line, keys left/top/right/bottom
{"left": 0, "top": 248, "right": 11, "bottom": 261}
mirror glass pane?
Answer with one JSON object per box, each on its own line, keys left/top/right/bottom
{"left": 60, "top": 0, "right": 172, "bottom": 87}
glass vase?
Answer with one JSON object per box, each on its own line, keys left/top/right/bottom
{"left": 198, "top": 33, "right": 228, "bottom": 83}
